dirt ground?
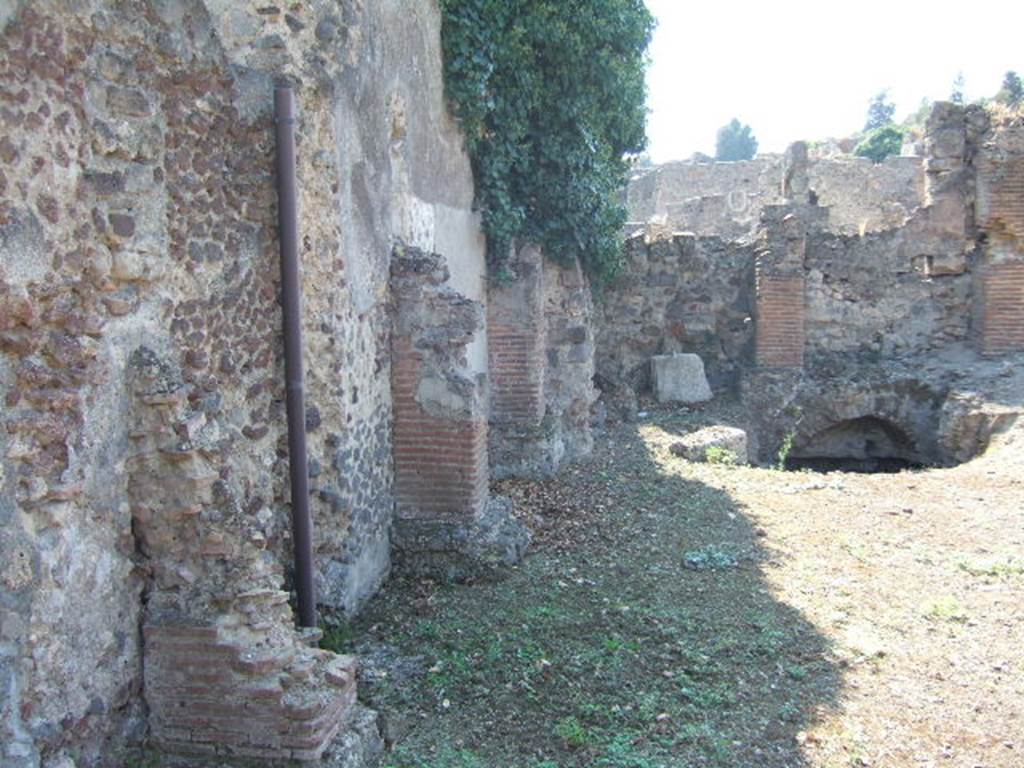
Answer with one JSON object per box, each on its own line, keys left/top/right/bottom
{"left": 344, "top": 405, "right": 1024, "bottom": 768}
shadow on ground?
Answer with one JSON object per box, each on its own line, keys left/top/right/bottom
{"left": 344, "top": 424, "right": 843, "bottom": 767}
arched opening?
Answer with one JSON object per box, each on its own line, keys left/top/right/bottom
{"left": 786, "top": 416, "right": 924, "bottom": 473}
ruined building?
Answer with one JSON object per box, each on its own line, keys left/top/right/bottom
{"left": 603, "top": 104, "right": 1024, "bottom": 468}
{"left": 1, "top": 2, "right": 1023, "bottom": 767}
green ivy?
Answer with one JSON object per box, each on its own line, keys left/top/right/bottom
{"left": 438, "top": 0, "right": 654, "bottom": 284}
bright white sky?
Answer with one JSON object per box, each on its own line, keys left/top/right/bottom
{"left": 644, "top": 0, "right": 1023, "bottom": 162}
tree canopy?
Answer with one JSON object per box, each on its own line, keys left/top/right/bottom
{"left": 996, "top": 71, "right": 1023, "bottom": 107}
{"left": 438, "top": 0, "right": 654, "bottom": 284}
{"left": 714, "top": 119, "right": 758, "bottom": 161}
{"left": 865, "top": 90, "right": 896, "bottom": 131}
{"left": 950, "top": 72, "right": 966, "bottom": 105}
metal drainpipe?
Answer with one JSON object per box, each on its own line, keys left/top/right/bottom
{"left": 274, "top": 85, "right": 316, "bottom": 628}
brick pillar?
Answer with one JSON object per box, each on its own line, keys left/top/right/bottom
{"left": 392, "top": 337, "right": 489, "bottom": 521}
{"left": 755, "top": 271, "right": 805, "bottom": 368}
{"left": 389, "top": 245, "right": 526, "bottom": 577}
{"left": 979, "top": 262, "right": 1024, "bottom": 355}
{"left": 975, "top": 149, "right": 1024, "bottom": 356}
{"left": 487, "top": 245, "right": 546, "bottom": 427}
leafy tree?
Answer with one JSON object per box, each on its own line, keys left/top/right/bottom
{"left": 864, "top": 90, "right": 896, "bottom": 131}
{"left": 996, "top": 70, "right": 1023, "bottom": 107}
{"left": 854, "top": 124, "right": 905, "bottom": 163}
{"left": 438, "top": 0, "right": 654, "bottom": 284}
{"left": 714, "top": 119, "right": 758, "bottom": 161}
{"left": 950, "top": 72, "right": 965, "bottom": 105}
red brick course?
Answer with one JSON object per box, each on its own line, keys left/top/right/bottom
{"left": 392, "top": 338, "right": 489, "bottom": 521}
{"left": 980, "top": 262, "right": 1024, "bottom": 355}
{"left": 982, "top": 157, "right": 1024, "bottom": 243}
{"left": 756, "top": 273, "right": 805, "bottom": 368}
{"left": 144, "top": 625, "right": 356, "bottom": 762}
{"left": 488, "top": 319, "right": 545, "bottom": 425}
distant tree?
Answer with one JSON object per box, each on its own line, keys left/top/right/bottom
{"left": 950, "top": 72, "right": 965, "bottom": 105}
{"left": 715, "top": 119, "right": 758, "bottom": 161}
{"left": 854, "top": 124, "right": 905, "bottom": 163}
{"left": 996, "top": 70, "right": 1023, "bottom": 107}
{"left": 865, "top": 90, "right": 896, "bottom": 131}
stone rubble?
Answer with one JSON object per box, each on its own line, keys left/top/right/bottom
{"left": 670, "top": 426, "right": 749, "bottom": 464}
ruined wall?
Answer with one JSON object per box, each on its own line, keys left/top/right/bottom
{"left": 594, "top": 233, "right": 754, "bottom": 412}
{"left": 0, "top": 1, "right": 488, "bottom": 764}
{"left": 601, "top": 104, "right": 1023, "bottom": 464}
{"left": 802, "top": 227, "right": 973, "bottom": 365}
{"left": 541, "top": 256, "right": 597, "bottom": 465}
{"left": 626, "top": 158, "right": 783, "bottom": 239}
{"left": 627, "top": 151, "right": 927, "bottom": 238}
{"left": 487, "top": 247, "right": 596, "bottom": 478}
{"left": 807, "top": 155, "right": 924, "bottom": 234}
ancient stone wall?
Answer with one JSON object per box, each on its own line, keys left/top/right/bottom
{"left": 602, "top": 104, "right": 1023, "bottom": 463}
{"left": 594, "top": 234, "right": 755, "bottom": 413}
{"left": 807, "top": 156, "right": 924, "bottom": 234}
{"left": 0, "top": 1, "right": 488, "bottom": 764}
{"left": 627, "top": 150, "right": 926, "bottom": 238}
{"left": 541, "top": 256, "right": 597, "bottom": 465}
{"left": 626, "top": 158, "right": 784, "bottom": 239}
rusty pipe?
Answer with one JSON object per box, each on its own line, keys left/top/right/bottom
{"left": 274, "top": 85, "right": 316, "bottom": 628}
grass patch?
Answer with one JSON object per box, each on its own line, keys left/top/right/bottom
{"left": 683, "top": 544, "right": 740, "bottom": 571}
{"left": 554, "top": 715, "right": 591, "bottom": 749}
{"left": 320, "top": 620, "right": 357, "bottom": 654}
{"left": 957, "top": 556, "right": 1024, "bottom": 579}
{"left": 351, "top": 424, "right": 841, "bottom": 767}
{"left": 922, "top": 595, "right": 968, "bottom": 623}
{"left": 705, "top": 446, "right": 739, "bottom": 466}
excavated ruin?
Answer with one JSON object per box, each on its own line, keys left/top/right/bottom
{"left": 601, "top": 106, "right": 1024, "bottom": 474}
{"left": 1, "top": 2, "right": 1022, "bottom": 767}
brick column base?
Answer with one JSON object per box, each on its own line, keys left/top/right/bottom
{"left": 145, "top": 624, "right": 356, "bottom": 762}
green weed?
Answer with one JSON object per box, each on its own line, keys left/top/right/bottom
{"left": 705, "top": 446, "right": 739, "bottom": 466}
{"left": 554, "top": 715, "right": 591, "bottom": 749}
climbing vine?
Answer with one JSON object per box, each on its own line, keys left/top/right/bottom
{"left": 438, "top": 0, "right": 654, "bottom": 284}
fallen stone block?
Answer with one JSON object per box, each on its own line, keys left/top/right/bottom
{"left": 651, "top": 353, "right": 712, "bottom": 403}
{"left": 670, "top": 425, "right": 748, "bottom": 464}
